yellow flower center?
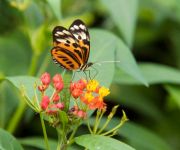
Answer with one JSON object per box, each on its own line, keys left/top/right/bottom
{"left": 86, "top": 80, "right": 99, "bottom": 92}
{"left": 99, "top": 86, "right": 110, "bottom": 98}
{"left": 84, "top": 92, "right": 94, "bottom": 102}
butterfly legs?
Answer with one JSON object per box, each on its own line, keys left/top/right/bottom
{"left": 83, "top": 66, "right": 98, "bottom": 80}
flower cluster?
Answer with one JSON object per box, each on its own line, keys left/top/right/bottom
{"left": 70, "top": 79, "right": 110, "bottom": 110}
{"left": 36, "top": 73, "right": 110, "bottom": 119}
{"left": 38, "top": 73, "right": 64, "bottom": 114}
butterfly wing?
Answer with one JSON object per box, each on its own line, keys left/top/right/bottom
{"left": 69, "top": 19, "right": 90, "bottom": 64}
{"left": 51, "top": 26, "right": 84, "bottom": 70}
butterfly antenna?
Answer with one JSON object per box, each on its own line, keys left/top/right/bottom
{"left": 93, "top": 60, "right": 120, "bottom": 66}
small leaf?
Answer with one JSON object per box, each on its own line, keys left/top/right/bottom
{"left": 75, "top": 134, "right": 135, "bottom": 150}
{"left": 0, "top": 128, "right": 24, "bottom": 150}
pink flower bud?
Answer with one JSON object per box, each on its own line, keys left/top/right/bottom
{"left": 71, "top": 89, "right": 82, "bottom": 99}
{"left": 77, "top": 110, "right": 87, "bottom": 119}
{"left": 53, "top": 74, "right": 63, "bottom": 83}
{"left": 40, "top": 72, "right": 51, "bottom": 86}
{"left": 56, "top": 103, "right": 64, "bottom": 110}
{"left": 41, "top": 96, "right": 50, "bottom": 110}
{"left": 54, "top": 82, "right": 64, "bottom": 92}
{"left": 52, "top": 93, "right": 60, "bottom": 102}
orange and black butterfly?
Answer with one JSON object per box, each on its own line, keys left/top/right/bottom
{"left": 51, "top": 19, "right": 93, "bottom": 71}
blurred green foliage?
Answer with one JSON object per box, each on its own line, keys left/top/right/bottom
{"left": 0, "top": 0, "right": 180, "bottom": 149}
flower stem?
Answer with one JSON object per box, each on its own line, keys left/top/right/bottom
{"left": 93, "top": 110, "right": 101, "bottom": 134}
{"left": 100, "top": 118, "right": 127, "bottom": 136}
{"left": 68, "top": 121, "right": 81, "bottom": 142}
{"left": 40, "top": 113, "right": 50, "bottom": 150}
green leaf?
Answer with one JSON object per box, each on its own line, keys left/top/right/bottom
{"left": 75, "top": 134, "right": 135, "bottom": 150}
{"left": 88, "top": 29, "right": 116, "bottom": 87}
{"left": 0, "top": 128, "right": 23, "bottom": 150}
{"left": 47, "top": 0, "right": 62, "bottom": 20}
{"left": 115, "top": 39, "right": 148, "bottom": 86}
{"left": 115, "top": 63, "right": 180, "bottom": 85}
{"left": 101, "top": 0, "right": 139, "bottom": 47}
{"left": 6, "top": 76, "right": 53, "bottom": 101}
{"left": 120, "top": 122, "right": 172, "bottom": 150}
{"left": 165, "top": 85, "right": 180, "bottom": 109}
{"left": 19, "top": 137, "right": 57, "bottom": 150}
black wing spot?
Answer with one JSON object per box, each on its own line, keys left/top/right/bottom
{"left": 78, "top": 35, "right": 81, "bottom": 40}
{"left": 74, "top": 49, "right": 83, "bottom": 59}
{"left": 73, "top": 43, "right": 78, "bottom": 48}
{"left": 62, "top": 58, "right": 68, "bottom": 61}
{"left": 70, "top": 64, "right": 74, "bottom": 68}
{"left": 82, "top": 47, "right": 87, "bottom": 52}
{"left": 83, "top": 39, "right": 89, "bottom": 45}
{"left": 66, "top": 40, "right": 70, "bottom": 44}
{"left": 64, "top": 43, "right": 70, "bottom": 47}
{"left": 66, "top": 61, "right": 72, "bottom": 64}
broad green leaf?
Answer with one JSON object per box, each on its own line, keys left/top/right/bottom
{"left": 115, "top": 39, "right": 148, "bottom": 86}
{"left": 0, "top": 128, "right": 23, "bottom": 150}
{"left": 88, "top": 29, "right": 116, "bottom": 87}
{"left": 75, "top": 134, "right": 135, "bottom": 150}
{"left": 19, "top": 137, "right": 57, "bottom": 150}
{"left": 47, "top": 0, "right": 62, "bottom": 20}
{"left": 120, "top": 122, "right": 172, "bottom": 150}
{"left": 165, "top": 85, "right": 180, "bottom": 109}
{"left": 115, "top": 63, "right": 180, "bottom": 85}
{"left": 101, "top": 0, "right": 139, "bottom": 47}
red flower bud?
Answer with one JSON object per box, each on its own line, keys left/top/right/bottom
{"left": 71, "top": 89, "right": 82, "bottom": 99}
{"left": 41, "top": 95, "right": 50, "bottom": 110}
{"left": 53, "top": 74, "right": 63, "bottom": 83}
{"left": 70, "top": 82, "right": 75, "bottom": 92}
{"left": 52, "top": 93, "right": 60, "bottom": 102}
{"left": 40, "top": 72, "right": 51, "bottom": 86}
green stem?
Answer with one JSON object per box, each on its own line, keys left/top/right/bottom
{"left": 68, "top": 121, "right": 81, "bottom": 142}
{"left": 6, "top": 98, "right": 26, "bottom": 133}
{"left": 100, "top": 120, "right": 126, "bottom": 136}
{"left": 40, "top": 113, "right": 50, "bottom": 150}
{"left": 93, "top": 110, "right": 101, "bottom": 134}
{"left": 56, "top": 127, "right": 67, "bottom": 150}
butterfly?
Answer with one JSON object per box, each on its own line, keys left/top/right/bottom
{"left": 51, "top": 19, "right": 93, "bottom": 72}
